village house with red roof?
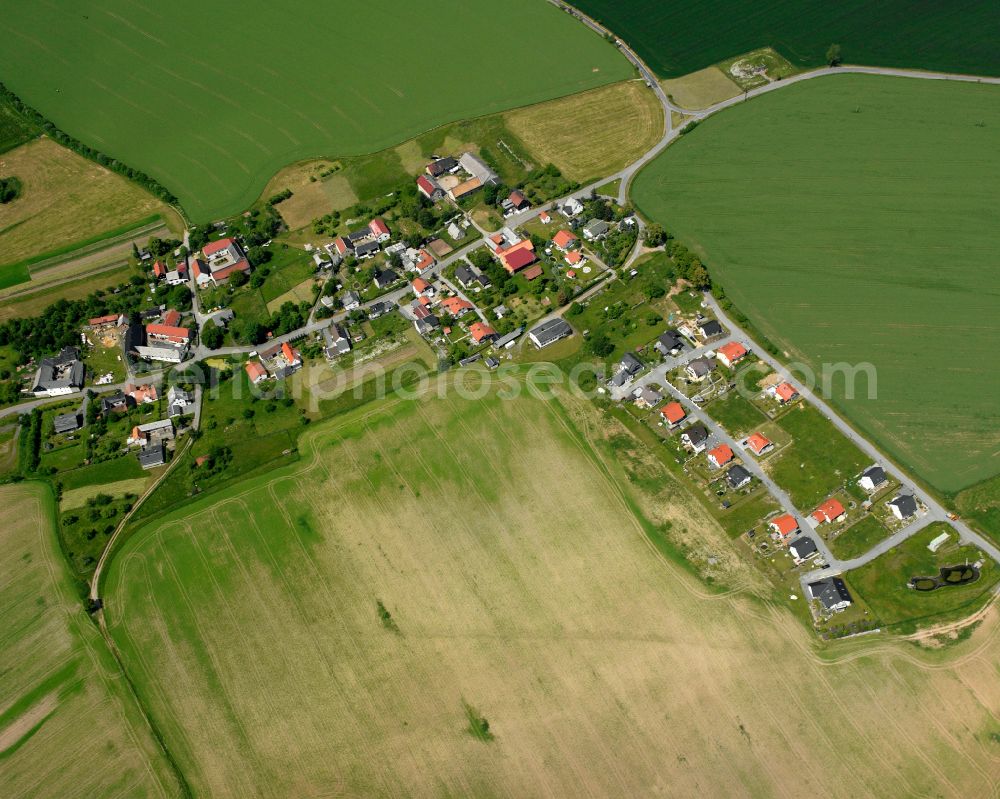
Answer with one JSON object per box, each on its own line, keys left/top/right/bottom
{"left": 707, "top": 443, "right": 734, "bottom": 468}
{"left": 660, "top": 401, "right": 686, "bottom": 428}
{"left": 717, "top": 341, "right": 748, "bottom": 368}
{"left": 811, "top": 498, "right": 847, "bottom": 525}
{"left": 198, "top": 238, "right": 251, "bottom": 287}
{"left": 769, "top": 513, "right": 800, "bottom": 540}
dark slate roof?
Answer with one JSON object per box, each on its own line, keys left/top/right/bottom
{"left": 656, "top": 330, "right": 684, "bottom": 351}
{"left": 348, "top": 228, "right": 372, "bottom": 243}
{"left": 687, "top": 358, "right": 715, "bottom": 377}
{"left": 725, "top": 464, "right": 752, "bottom": 488}
{"left": 529, "top": 318, "right": 572, "bottom": 347}
{"left": 862, "top": 465, "right": 887, "bottom": 485}
{"left": 455, "top": 265, "right": 476, "bottom": 285}
{"left": 619, "top": 352, "right": 643, "bottom": 375}
{"left": 808, "top": 577, "right": 852, "bottom": 609}
{"left": 124, "top": 323, "right": 146, "bottom": 354}
{"left": 53, "top": 412, "right": 81, "bottom": 434}
{"left": 99, "top": 391, "right": 128, "bottom": 413}
{"left": 789, "top": 536, "right": 818, "bottom": 559}
{"left": 137, "top": 443, "right": 166, "bottom": 469}
{"left": 890, "top": 494, "right": 918, "bottom": 518}
{"left": 699, "top": 319, "right": 723, "bottom": 337}
{"left": 374, "top": 269, "right": 399, "bottom": 288}
{"left": 367, "top": 301, "right": 394, "bottom": 318}
{"left": 355, "top": 241, "right": 381, "bottom": 257}
{"left": 683, "top": 424, "right": 709, "bottom": 445}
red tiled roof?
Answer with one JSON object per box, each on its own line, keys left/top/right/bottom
{"left": 369, "top": 218, "right": 390, "bottom": 237}
{"left": 161, "top": 309, "right": 181, "bottom": 327}
{"left": 776, "top": 382, "right": 798, "bottom": 402}
{"left": 89, "top": 314, "right": 118, "bottom": 326}
{"left": 146, "top": 323, "right": 191, "bottom": 340}
{"left": 416, "top": 175, "right": 437, "bottom": 196}
{"left": 469, "top": 322, "right": 497, "bottom": 344}
{"left": 509, "top": 190, "right": 527, "bottom": 207}
{"left": 503, "top": 247, "right": 537, "bottom": 273}
{"left": 708, "top": 444, "right": 734, "bottom": 466}
{"left": 770, "top": 514, "right": 799, "bottom": 536}
{"left": 203, "top": 237, "right": 236, "bottom": 256}
{"left": 523, "top": 265, "right": 543, "bottom": 281}
{"left": 440, "top": 297, "right": 473, "bottom": 315}
{"left": 245, "top": 361, "right": 267, "bottom": 382}
{"left": 553, "top": 229, "right": 577, "bottom": 249}
{"left": 660, "top": 402, "right": 686, "bottom": 424}
{"left": 718, "top": 341, "right": 748, "bottom": 363}
{"left": 415, "top": 249, "right": 435, "bottom": 272}
{"left": 812, "top": 498, "right": 846, "bottom": 524}
{"left": 565, "top": 250, "right": 583, "bottom": 265}
{"left": 746, "top": 432, "right": 771, "bottom": 455}
{"left": 152, "top": 260, "right": 166, "bottom": 277}
{"left": 412, "top": 277, "right": 431, "bottom": 294}
{"left": 281, "top": 341, "right": 300, "bottom": 364}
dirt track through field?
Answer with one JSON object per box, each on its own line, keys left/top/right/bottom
{"left": 104, "top": 389, "right": 1000, "bottom": 798}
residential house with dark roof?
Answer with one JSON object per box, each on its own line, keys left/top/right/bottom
{"left": 654, "top": 330, "right": 684, "bottom": 357}
{"left": 859, "top": 465, "right": 888, "bottom": 492}
{"left": 726, "top": 464, "right": 752, "bottom": 489}
{"left": 789, "top": 536, "right": 819, "bottom": 563}
{"left": 373, "top": 269, "right": 400, "bottom": 290}
{"left": 54, "top": 412, "right": 82, "bottom": 434}
{"left": 685, "top": 358, "right": 717, "bottom": 382}
{"left": 680, "top": 424, "right": 709, "bottom": 453}
{"left": 889, "top": 494, "right": 918, "bottom": 521}
{"left": 698, "top": 319, "right": 724, "bottom": 339}
{"left": 528, "top": 318, "right": 572, "bottom": 349}
{"left": 807, "top": 577, "right": 853, "bottom": 612}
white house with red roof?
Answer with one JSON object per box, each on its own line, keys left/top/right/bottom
{"left": 200, "top": 238, "right": 251, "bottom": 286}
{"left": 772, "top": 382, "right": 799, "bottom": 404}
{"left": 469, "top": 322, "right": 498, "bottom": 345}
{"left": 412, "top": 277, "right": 435, "bottom": 297}
{"left": 769, "top": 514, "right": 799, "bottom": 541}
{"left": 368, "top": 218, "right": 391, "bottom": 243}
{"left": 659, "top": 401, "right": 686, "bottom": 428}
{"left": 707, "top": 444, "right": 734, "bottom": 468}
{"left": 811, "top": 498, "right": 846, "bottom": 525}
{"left": 745, "top": 432, "right": 773, "bottom": 456}
{"left": 717, "top": 341, "right": 748, "bottom": 368}
{"left": 553, "top": 229, "right": 577, "bottom": 252}
{"left": 416, "top": 174, "right": 444, "bottom": 201}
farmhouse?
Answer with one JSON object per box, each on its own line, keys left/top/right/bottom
{"left": 773, "top": 382, "right": 799, "bottom": 404}
{"left": 355, "top": 241, "right": 380, "bottom": 260}
{"left": 416, "top": 174, "right": 444, "bottom": 201}
{"left": 498, "top": 240, "right": 537, "bottom": 273}
{"left": 725, "top": 464, "right": 752, "bottom": 489}
{"left": 717, "top": 341, "right": 748, "bottom": 368}
{"left": 685, "top": 358, "right": 717, "bottom": 382}
{"left": 27, "top": 347, "right": 84, "bottom": 397}
{"left": 53, "top": 412, "right": 82, "bottom": 434}
{"left": 128, "top": 419, "right": 174, "bottom": 448}
{"left": 449, "top": 177, "right": 483, "bottom": 201}
{"left": 458, "top": 152, "right": 499, "bottom": 186}
{"left": 245, "top": 360, "right": 268, "bottom": 385}
{"left": 137, "top": 442, "right": 166, "bottom": 469}
{"left": 654, "top": 330, "right": 684, "bottom": 357}
{"left": 469, "top": 322, "right": 498, "bottom": 345}
{"left": 889, "top": 494, "right": 918, "bottom": 521}
{"left": 659, "top": 401, "right": 686, "bottom": 428}
{"left": 811, "top": 498, "right": 846, "bottom": 525}
{"left": 769, "top": 513, "right": 799, "bottom": 540}
{"left": 125, "top": 383, "right": 158, "bottom": 404}
{"left": 564, "top": 250, "right": 585, "bottom": 267}
{"left": 745, "top": 432, "right": 773, "bottom": 456}
{"left": 707, "top": 444, "right": 734, "bottom": 468}
{"left": 807, "top": 577, "right": 853, "bottom": 612}
{"left": 681, "top": 424, "right": 709, "bottom": 453}
{"left": 133, "top": 323, "right": 191, "bottom": 363}
{"left": 200, "top": 238, "right": 251, "bottom": 286}
{"left": 493, "top": 327, "right": 523, "bottom": 350}
{"left": 859, "top": 465, "right": 888, "bottom": 492}
{"left": 167, "top": 386, "right": 193, "bottom": 418}
{"left": 99, "top": 391, "right": 129, "bottom": 415}
{"left": 635, "top": 386, "right": 664, "bottom": 410}
{"left": 529, "top": 318, "right": 572, "bottom": 349}
{"left": 789, "top": 536, "right": 819, "bottom": 563}
{"left": 559, "top": 197, "right": 584, "bottom": 217}
{"left": 553, "top": 229, "right": 577, "bottom": 251}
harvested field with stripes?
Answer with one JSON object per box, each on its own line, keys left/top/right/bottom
{"left": 104, "top": 381, "right": 1000, "bottom": 798}
{"left": 0, "top": 483, "right": 179, "bottom": 799}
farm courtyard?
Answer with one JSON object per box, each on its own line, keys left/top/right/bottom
{"left": 103, "top": 383, "right": 1000, "bottom": 798}
{"left": 0, "top": 0, "right": 632, "bottom": 222}
{"left": 632, "top": 74, "right": 1000, "bottom": 495}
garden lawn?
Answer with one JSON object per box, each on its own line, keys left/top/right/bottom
{"left": 707, "top": 390, "right": 767, "bottom": 438}
{"left": 830, "top": 514, "right": 889, "bottom": 561}
{"left": 572, "top": 0, "right": 1000, "bottom": 78}
{"left": 0, "top": 0, "right": 631, "bottom": 222}
{"left": 633, "top": 75, "right": 1000, "bottom": 494}
{"left": 768, "top": 405, "right": 867, "bottom": 510}
{"left": 848, "top": 523, "right": 1000, "bottom": 630}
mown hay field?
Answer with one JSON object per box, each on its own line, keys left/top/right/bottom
{"left": 633, "top": 75, "right": 1000, "bottom": 494}
{"left": 0, "top": 0, "right": 631, "bottom": 223}
{"left": 105, "top": 380, "right": 1000, "bottom": 798}
{"left": 573, "top": 0, "right": 1000, "bottom": 78}
{"left": 504, "top": 80, "right": 663, "bottom": 183}
{"left": 0, "top": 138, "right": 177, "bottom": 281}
{"left": 0, "top": 483, "right": 179, "bottom": 799}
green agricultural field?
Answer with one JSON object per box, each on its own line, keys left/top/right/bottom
{"left": 572, "top": 0, "right": 1000, "bottom": 78}
{"left": 633, "top": 75, "right": 1000, "bottom": 494}
{"left": 0, "top": 483, "right": 180, "bottom": 798}
{"left": 849, "top": 522, "right": 1000, "bottom": 630}
{"left": 0, "top": 0, "right": 631, "bottom": 222}
{"left": 102, "top": 379, "right": 1000, "bottom": 797}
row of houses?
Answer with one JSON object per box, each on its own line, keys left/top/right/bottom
{"left": 326, "top": 217, "right": 392, "bottom": 263}
{"left": 245, "top": 341, "right": 303, "bottom": 384}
